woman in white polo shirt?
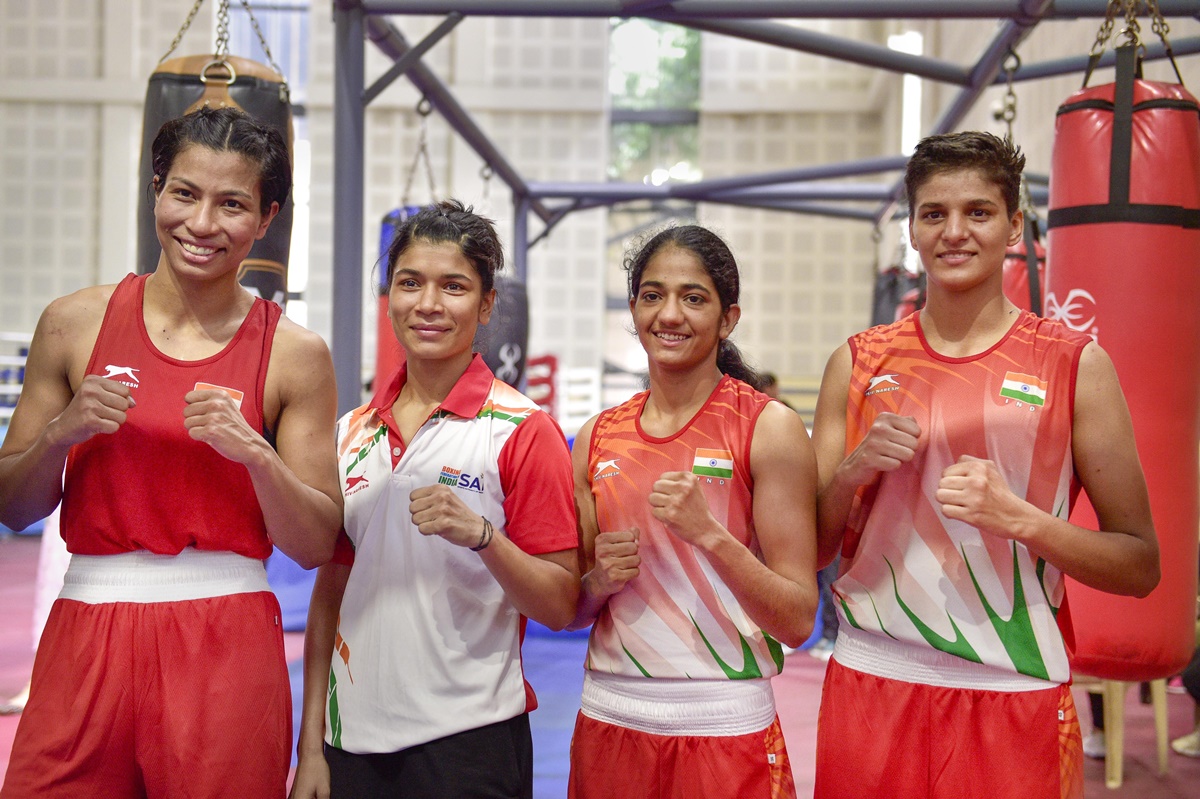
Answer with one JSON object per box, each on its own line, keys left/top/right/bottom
{"left": 291, "top": 200, "right": 580, "bottom": 799}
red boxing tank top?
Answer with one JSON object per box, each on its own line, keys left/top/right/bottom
{"left": 585, "top": 375, "right": 784, "bottom": 680}
{"left": 61, "top": 273, "right": 281, "bottom": 558}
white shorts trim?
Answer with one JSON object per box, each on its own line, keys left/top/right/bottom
{"left": 59, "top": 548, "right": 271, "bottom": 604}
{"left": 580, "top": 671, "right": 776, "bottom": 737}
{"left": 832, "top": 624, "right": 1058, "bottom": 692}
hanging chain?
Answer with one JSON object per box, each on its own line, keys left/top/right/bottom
{"left": 214, "top": 0, "right": 232, "bottom": 58}
{"left": 1089, "top": 0, "right": 1122, "bottom": 58}
{"left": 994, "top": 49, "right": 1020, "bottom": 143}
{"left": 402, "top": 98, "right": 439, "bottom": 207}
{"left": 237, "top": 0, "right": 288, "bottom": 91}
{"left": 158, "top": 0, "right": 208, "bottom": 63}
{"left": 1117, "top": 0, "right": 1144, "bottom": 51}
{"left": 1147, "top": 0, "right": 1172, "bottom": 46}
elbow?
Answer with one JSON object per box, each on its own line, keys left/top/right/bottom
{"left": 291, "top": 531, "right": 338, "bottom": 571}
{"left": 776, "top": 617, "right": 816, "bottom": 650}
{"left": 1130, "top": 557, "right": 1161, "bottom": 599}
{"left": 533, "top": 603, "right": 578, "bottom": 633}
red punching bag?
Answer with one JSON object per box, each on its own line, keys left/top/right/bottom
{"left": 1003, "top": 235, "right": 1044, "bottom": 314}
{"left": 1046, "top": 45, "right": 1200, "bottom": 680}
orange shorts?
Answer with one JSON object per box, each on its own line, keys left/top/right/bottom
{"left": 1, "top": 592, "right": 291, "bottom": 799}
{"left": 814, "top": 658, "right": 1083, "bottom": 799}
{"left": 568, "top": 711, "right": 796, "bottom": 799}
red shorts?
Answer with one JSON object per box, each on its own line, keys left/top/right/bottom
{"left": 814, "top": 658, "right": 1083, "bottom": 799}
{"left": 1, "top": 592, "right": 291, "bottom": 799}
{"left": 568, "top": 711, "right": 797, "bottom": 799}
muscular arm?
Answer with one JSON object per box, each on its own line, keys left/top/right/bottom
{"left": 812, "top": 344, "right": 920, "bottom": 568}
{"left": 0, "top": 290, "right": 119, "bottom": 530}
{"left": 938, "top": 342, "right": 1159, "bottom": 596}
{"left": 290, "top": 560, "right": 349, "bottom": 799}
{"left": 652, "top": 403, "right": 819, "bottom": 648}
{"left": 188, "top": 320, "right": 342, "bottom": 569}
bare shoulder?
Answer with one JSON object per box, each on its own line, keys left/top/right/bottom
{"left": 752, "top": 400, "right": 812, "bottom": 468}
{"left": 1073, "top": 340, "right": 1123, "bottom": 412}
{"left": 38, "top": 284, "right": 116, "bottom": 338}
{"left": 271, "top": 316, "right": 333, "bottom": 363}
{"left": 263, "top": 317, "right": 336, "bottom": 421}
{"left": 33, "top": 284, "right": 119, "bottom": 377}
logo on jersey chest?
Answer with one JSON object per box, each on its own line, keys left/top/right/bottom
{"left": 438, "top": 465, "right": 484, "bottom": 493}
{"left": 865, "top": 373, "right": 901, "bottom": 396}
{"left": 101, "top": 364, "right": 140, "bottom": 388}
{"left": 345, "top": 475, "right": 370, "bottom": 496}
{"left": 594, "top": 459, "right": 621, "bottom": 480}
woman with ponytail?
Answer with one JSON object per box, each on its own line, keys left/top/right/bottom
{"left": 566, "top": 225, "right": 819, "bottom": 799}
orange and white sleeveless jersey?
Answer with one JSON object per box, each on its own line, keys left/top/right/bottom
{"left": 836, "top": 311, "right": 1091, "bottom": 686}
{"left": 585, "top": 375, "right": 784, "bottom": 680}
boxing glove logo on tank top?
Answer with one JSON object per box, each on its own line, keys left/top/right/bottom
{"left": 101, "top": 364, "right": 140, "bottom": 388}
{"left": 1044, "top": 288, "right": 1100, "bottom": 341}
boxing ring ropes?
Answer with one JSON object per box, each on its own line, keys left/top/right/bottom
{"left": 327, "top": 0, "right": 1200, "bottom": 414}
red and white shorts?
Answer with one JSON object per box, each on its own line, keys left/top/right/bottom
{"left": 0, "top": 549, "right": 291, "bottom": 799}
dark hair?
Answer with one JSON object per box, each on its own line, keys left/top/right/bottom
{"left": 151, "top": 106, "right": 291, "bottom": 215}
{"left": 904, "top": 131, "right": 1025, "bottom": 219}
{"left": 384, "top": 199, "right": 503, "bottom": 294}
{"left": 625, "top": 225, "right": 759, "bottom": 386}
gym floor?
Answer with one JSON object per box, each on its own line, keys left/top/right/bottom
{"left": 0, "top": 533, "right": 1196, "bottom": 798}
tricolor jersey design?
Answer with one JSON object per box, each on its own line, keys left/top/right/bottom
{"left": 836, "top": 311, "right": 1090, "bottom": 685}
{"left": 585, "top": 375, "right": 784, "bottom": 680}
{"left": 62, "top": 273, "right": 279, "bottom": 558}
{"left": 328, "top": 355, "right": 576, "bottom": 753}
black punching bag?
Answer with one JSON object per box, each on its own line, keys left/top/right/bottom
{"left": 479, "top": 278, "right": 529, "bottom": 389}
{"left": 137, "top": 55, "right": 293, "bottom": 306}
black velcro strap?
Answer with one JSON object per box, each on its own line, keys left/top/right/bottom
{"left": 1110, "top": 45, "right": 1137, "bottom": 206}
{"left": 1048, "top": 204, "right": 1200, "bottom": 229}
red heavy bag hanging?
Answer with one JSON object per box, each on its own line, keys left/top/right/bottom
{"left": 1002, "top": 237, "right": 1044, "bottom": 314}
{"left": 1046, "top": 44, "right": 1200, "bottom": 681}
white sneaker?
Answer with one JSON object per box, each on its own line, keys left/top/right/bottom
{"left": 1082, "top": 730, "right": 1107, "bottom": 759}
{"left": 1171, "top": 730, "right": 1200, "bottom": 758}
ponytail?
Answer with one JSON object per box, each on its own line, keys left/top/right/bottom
{"left": 717, "top": 339, "right": 761, "bottom": 387}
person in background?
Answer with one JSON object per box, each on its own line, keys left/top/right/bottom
{"left": 568, "top": 225, "right": 819, "bottom": 799}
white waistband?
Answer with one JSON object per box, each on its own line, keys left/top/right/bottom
{"left": 580, "top": 671, "right": 776, "bottom": 737}
{"left": 832, "top": 625, "right": 1058, "bottom": 692}
{"left": 59, "top": 549, "right": 271, "bottom": 604}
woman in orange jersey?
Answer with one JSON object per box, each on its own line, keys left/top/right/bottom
{"left": 291, "top": 200, "right": 579, "bottom": 799}
{"left": 811, "top": 132, "right": 1159, "bottom": 799}
{"left": 567, "top": 225, "right": 819, "bottom": 799}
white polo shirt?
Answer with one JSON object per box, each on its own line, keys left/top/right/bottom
{"left": 328, "top": 355, "right": 576, "bottom": 753}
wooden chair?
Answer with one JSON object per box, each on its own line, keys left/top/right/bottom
{"left": 1077, "top": 677, "right": 1169, "bottom": 789}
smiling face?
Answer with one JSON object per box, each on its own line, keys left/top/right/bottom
{"left": 388, "top": 239, "right": 495, "bottom": 370}
{"left": 153, "top": 145, "right": 277, "bottom": 284}
{"left": 630, "top": 244, "right": 739, "bottom": 374}
{"left": 908, "top": 167, "right": 1023, "bottom": 296}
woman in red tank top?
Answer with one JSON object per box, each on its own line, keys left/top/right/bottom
{"left": 0, "top": 107, "right": 342, "bottom": 799}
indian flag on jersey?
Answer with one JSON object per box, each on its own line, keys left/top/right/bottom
{"left": 692, "top": 448, "right": 734, "bottom": 479}
{"left": 999, "top": 372, "right": 1047, "bottom": 406}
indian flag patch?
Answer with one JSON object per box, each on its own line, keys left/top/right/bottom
{"left": 692, "top": 448, "right": 734, "bottom": 479}
{"left": 999, "top": 372, "right": 1047, "bottom": 406}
